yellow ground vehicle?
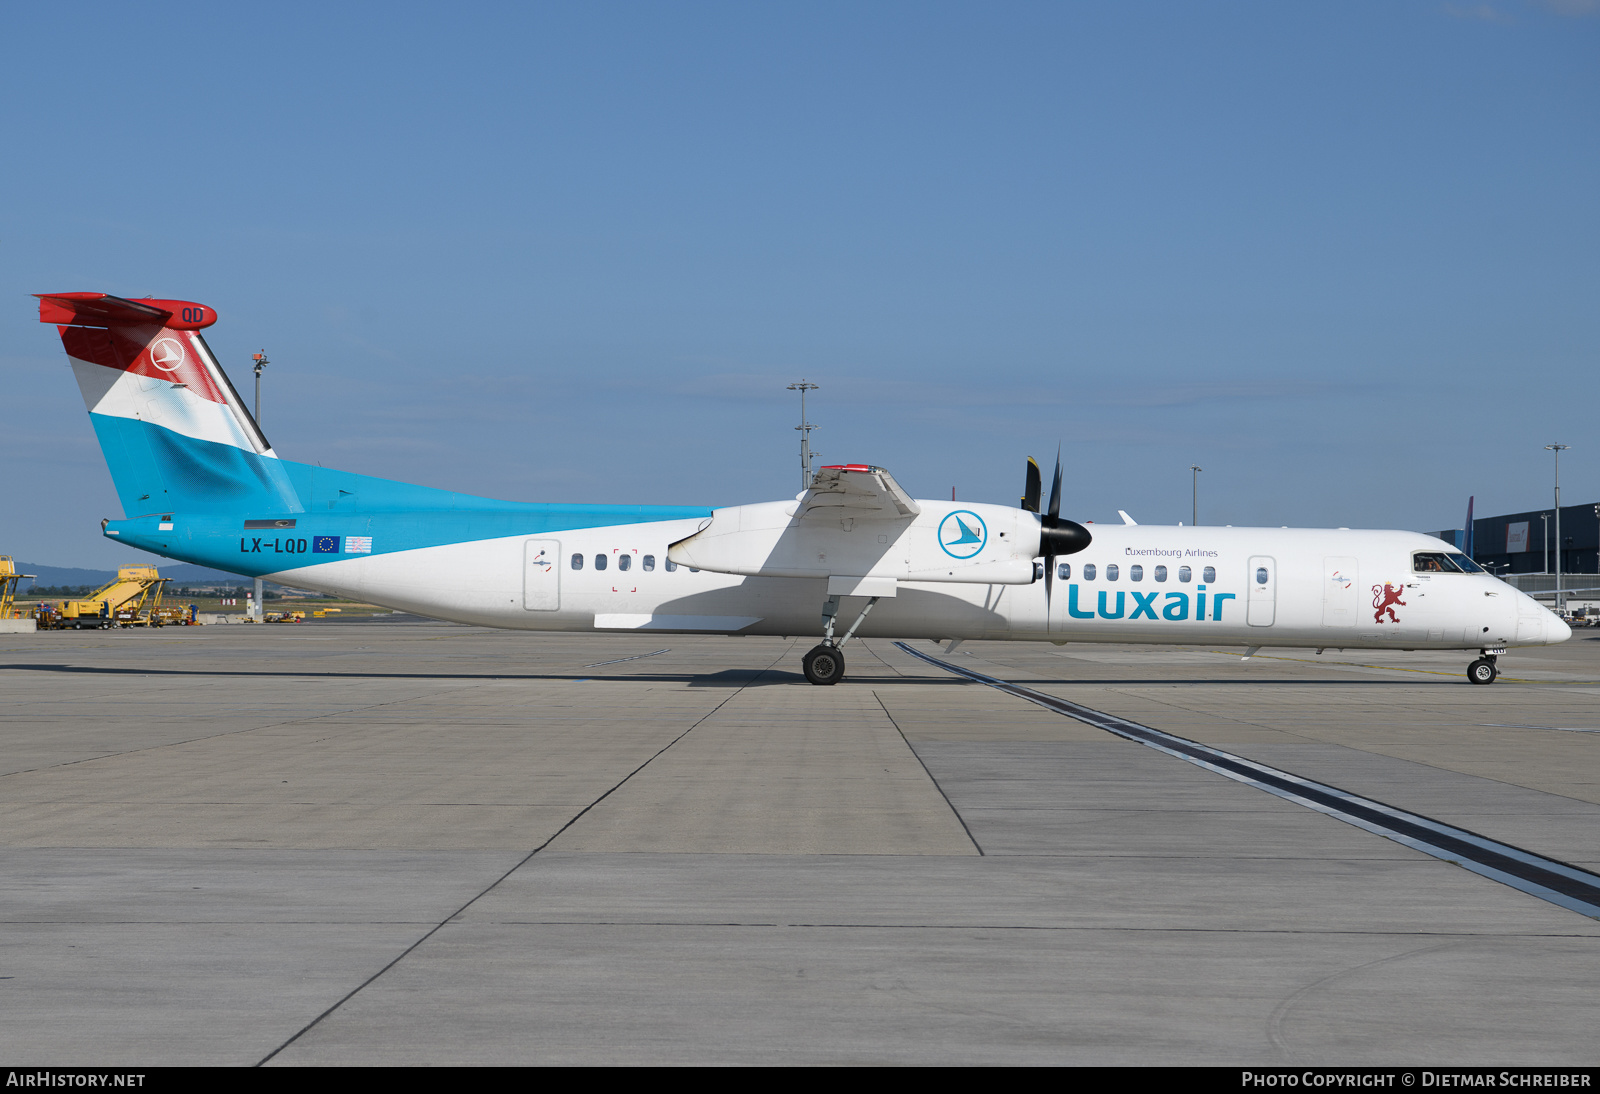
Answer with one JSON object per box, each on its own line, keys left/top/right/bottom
{"left": 38, "top": 565, "right": 172, "bottom": 629}
{"left": 0, "top": 557, "right": 37, "bottom": 620}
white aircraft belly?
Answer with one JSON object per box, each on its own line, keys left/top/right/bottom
{"left": 264, "top": 521, "right": 1546, "bottom": 651}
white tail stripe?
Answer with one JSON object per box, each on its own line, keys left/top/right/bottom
{"left": 71, "top": 357, "right": 275, "bottom": 456}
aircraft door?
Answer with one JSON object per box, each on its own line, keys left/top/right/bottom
{"left": 1247, "top": 555, "right": 1276, "bottom": 627}
{"left": 523, "top": 539, "right": 560, "bottom": 611}
{"left": 1322, "top": 557, "right": 1358, "bottom": 627}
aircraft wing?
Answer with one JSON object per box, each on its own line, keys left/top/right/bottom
{"left": 798, "top": 465, "right": 921, "bottom": 520}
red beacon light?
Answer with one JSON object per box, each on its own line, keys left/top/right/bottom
{"left": 822, "top": 464, "right": 875, "bottom": 473}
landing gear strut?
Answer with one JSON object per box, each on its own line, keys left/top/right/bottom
{"left": 803, "top": 593, "right": 881, "bottom": 685}
{"left": 1467, "top": 654, "right": 1498, "bottom": 685}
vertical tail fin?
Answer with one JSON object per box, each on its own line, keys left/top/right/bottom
{"left": 38, "top": 292, "right": 302, "bottom": 516}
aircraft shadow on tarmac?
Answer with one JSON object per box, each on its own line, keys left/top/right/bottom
{"left": 1, "top": 662, "right": 1440, "bottom": 687}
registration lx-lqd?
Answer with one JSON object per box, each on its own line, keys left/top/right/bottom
{"left": 38, "top": 291, "right": 1569, "bottom": 684}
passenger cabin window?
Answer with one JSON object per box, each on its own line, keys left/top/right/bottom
{"left": 1057, "top": 563, "right": 1070, "bottom": 580}
{"left": 617, "top": 554, "right": 631, "bottom": 572}
{"left": 1106, "top": 564, "right": 1119, "bottom": 581}
{"left": 1154, "top": 565, "right": 1167, "bottom": 582}
{"left": 643, "top": 555, "right": 656, "bottom": 571}
{"left": 1178, "top": 566, "right": 1191, "bottom": 582}
{"left": 1202, "top": 566, "right": 1216, "bottom": 582}
{"left": 594, "top": 554, "right": 607, "bottom": 571}
{"left": 1255, "top": 567, "right": 1269, "bottom": 584}
{"left": 665, "top": 559, "right": 678, "bottom": 572}
{"left": 570, "top": 553, "right": 583, "bottom": 570}
{"left": 1129, "top": 565, "right": 1143, "bottom": 581}
{"left": 1083, "top": 564, "right": 1097, "bottom": 580}
{"left": 1447, "top": 552, "right": 1484, "bottom": 573}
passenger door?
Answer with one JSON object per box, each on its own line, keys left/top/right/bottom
{"left": 1247, "top": 555, "right": 1276, "bottom": 627}
{"left": 523, "top": 539, "right": 560, "bottom": 611}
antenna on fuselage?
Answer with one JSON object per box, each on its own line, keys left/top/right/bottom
{"left": 788, "top": 380, "right": 820, "bottom": 491}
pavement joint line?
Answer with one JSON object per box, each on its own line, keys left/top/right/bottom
{"left": 896, "top": 641, "right": 1600, "bottom": 922}
{"left": 1206, "top": 649, "right": 1600, "bottom": 684}
{"left": 583, "top": 648, "right": 672, "bottom": 668}
{"left": 253, "top": 642, "right": 796, "bottom": 1067}
{"left": 5, "top": 917, "right": 1595, "bottom": 937}
{"left": 441, "top": 921, "right": 1600, "bottom": 936}
{"left": 871, "top": 689, "right": 984, "bottom": 856}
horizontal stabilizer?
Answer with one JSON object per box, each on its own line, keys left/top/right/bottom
{"left": 37, "top": 292, "right": 217, "bottom": 330}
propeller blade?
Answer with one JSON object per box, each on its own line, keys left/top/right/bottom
{"left": 1022, "top": 457, "right": 1041, "bottom": 513}
{"left": 1033, "top": 443, "right": 1090, "bottom": 613}
{"left": 1047, "top": 449, "right": 1062, "bottom": 522}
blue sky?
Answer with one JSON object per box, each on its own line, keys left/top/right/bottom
{"left": 3, "top": 0, "right": 1596, "bottom": 567}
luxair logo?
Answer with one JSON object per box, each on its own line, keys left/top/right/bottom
{"left": 938, "top": 510, "right": 987, "bottom": 559}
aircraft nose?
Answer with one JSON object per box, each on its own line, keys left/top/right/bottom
{"left": 1547, "top": 613, "right": 1573, "bottom": 645}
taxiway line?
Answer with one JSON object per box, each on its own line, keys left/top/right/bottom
{"left": 895, "top": 641, "right": 1600, "bottom": 920}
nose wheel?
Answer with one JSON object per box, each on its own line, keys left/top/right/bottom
{"left": 1467, "top": 656, "right": 1498, "bottom": 685}
{"left": 803, "top": 645, "right": 845, "bottom": 685}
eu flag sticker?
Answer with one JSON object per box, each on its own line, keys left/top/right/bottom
{"left": 344, "top": 536, "right": 373, "bottom": 554}
{"left": 312, "top": 536, "right": 340, "bottom": 554}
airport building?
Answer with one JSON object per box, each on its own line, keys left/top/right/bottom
{"left": 1436, "top": 502, "right": 1600, "bottom": 577}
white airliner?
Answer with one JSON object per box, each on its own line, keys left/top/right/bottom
{"left": 38, "top": 291, "right": 1569, "bottom": 685}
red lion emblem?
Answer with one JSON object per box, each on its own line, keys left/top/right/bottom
{"left": 1372, "top": 583, "right": 1405, "bottom": 623}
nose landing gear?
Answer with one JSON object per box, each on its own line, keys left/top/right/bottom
{"left": 1467, "top": 654, "right": 1498, "bottom": 685}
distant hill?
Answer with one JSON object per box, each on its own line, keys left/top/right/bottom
{"left": 14, "top": 562, "right": 258, "bottom": 591}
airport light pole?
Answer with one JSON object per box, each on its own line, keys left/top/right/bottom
{"left": 1189, "top": 466, "right": 1202, "bottom": 526}
{"left": 1546, "top": 444, "right": 1568, "bottom": 613}
{"left": 788, "top": 380, "right": 819, "bottom": 491}
{"left": 1541, "top": 513, "right": 1551, "bottom": 575}
{"left": 252, "top": 350, "right": 269, "bottom": 623}
{"left": 253, "top": 351, "right": 268, "bottom": 426}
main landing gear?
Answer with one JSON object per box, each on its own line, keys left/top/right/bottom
{"left": 802, "top": 593, "right": 882, "bottom": 686}
{"left": 1467, "top": 654, "right": 1499, "bottom": 685}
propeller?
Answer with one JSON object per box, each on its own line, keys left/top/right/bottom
{"left": 1022, "top": 457, "right": 1041, "bottom": 513}
{"left": 1026, "top": 450, "right": 1092, "bottom": 604}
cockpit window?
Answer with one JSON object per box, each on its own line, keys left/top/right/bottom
{"left": 1446, "top": 553, "right": 1484, "bottom": 574}
{"left": 1413, "top": 552, "right": 1462, "bottom": 574}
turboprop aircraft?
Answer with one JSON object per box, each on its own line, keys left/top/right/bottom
{"left": 37, "top": 291, "right": 1569, "bottom": 685}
